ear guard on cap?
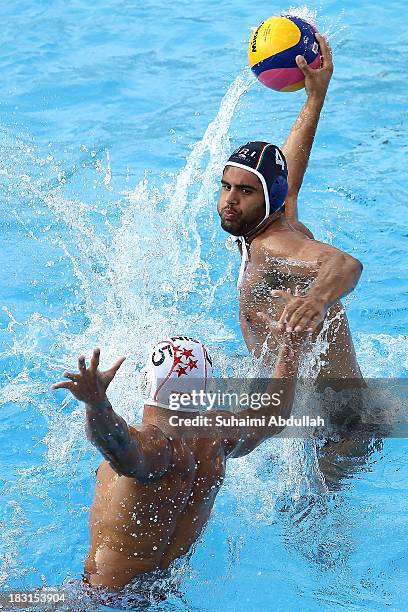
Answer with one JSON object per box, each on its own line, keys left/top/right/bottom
{"left": 268, "top": 175, "right": 288, "bottom": 215}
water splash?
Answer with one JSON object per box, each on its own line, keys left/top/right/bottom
{"left": 1, "top": 72, "right": 253, "bottom": 472}
{"left": 1, "top": 52, "right": 406, "bottom": 594}
{"left": 285, "top": 5, "right": 348, "bottom": 47}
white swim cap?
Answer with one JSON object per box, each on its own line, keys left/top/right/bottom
{"left": 138, "top": 336, "right": 213, "bottom": 411}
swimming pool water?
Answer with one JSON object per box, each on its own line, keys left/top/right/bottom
{"left": 0, "top": 0, "right": 407, "bottom": 610}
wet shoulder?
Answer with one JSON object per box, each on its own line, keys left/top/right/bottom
{"left": 253, "top": 222, "right": 314, "bottom": 263}
{"left": 189, "top": 436, "right": 226, "bottom": 484}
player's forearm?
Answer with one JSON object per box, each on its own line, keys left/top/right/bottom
{"left": 307, "top": 252, "right": 363, "bottom": 308}
{"left": 85, "top": 397, "right": 131, "bottom": 460}
{"left": 240, "top": 342, "right": 299, "bottom": 424}
{"left": 282, "top": 95, "right": 325, "bottom": 215}
{"left": 273, "top": 342, "right": 299, "bottom": 379}
{"left": 268, "top": 343, "right": 298, "bottom": 423}
{"left": 228, "top": 342, "right": 299, "bottom": 456}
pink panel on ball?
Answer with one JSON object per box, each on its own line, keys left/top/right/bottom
{"left": 259, "top": 67, "right": 303, "bottom": 90}
{"left": 309, "top": 53, "right": 322, "bottom": 69}
{"left": 258, "top": 52, "right": 322, "bottom": 91}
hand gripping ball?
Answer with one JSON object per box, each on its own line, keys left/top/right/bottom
{"left": 248, "top": 15, "right": 321, "bottom": 92}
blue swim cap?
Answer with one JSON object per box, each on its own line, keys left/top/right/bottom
{"left": 225, "top": 141, "right": 288, "bottom": 234}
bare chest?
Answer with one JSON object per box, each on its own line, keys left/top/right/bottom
{"left": 239, "top": 256, "right": 315, "bottom": 319}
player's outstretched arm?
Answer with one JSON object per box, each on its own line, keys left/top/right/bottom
{"left": 281, "top": 33, "right": 333, "bottom": 221}
{"left": 52, "top": 349, "right": 171, "bottom": 479}
{"left": 222, "top": 319, "right": 306, "bottom": 458}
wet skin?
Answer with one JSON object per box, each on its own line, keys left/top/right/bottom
{"left": 52, "top": 339, "right": 299, "bottom": 590}
{"left": 217, "top": 166, "right": 363, "bottom": 381}
{"left": 84, "top": 418, "right": 226, "bottom": 589}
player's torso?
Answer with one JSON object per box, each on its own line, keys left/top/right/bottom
{"left": 239, "top": 228, "right": 362, "bottom": 379}
{"left": 84, "top": 435, "right": 226, "bottom": 588}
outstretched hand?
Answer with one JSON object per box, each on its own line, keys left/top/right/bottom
{"left": 271, "top": 288, "right": 327, "bottom": 333}
{"left": 51, "top": 349, "right": 125, "bottom": 405}
{"left": 257, "top": 308, "right": 310, "bottom": 356}
{"left": 296, "top": 32, "right": 333, "bottom": 100}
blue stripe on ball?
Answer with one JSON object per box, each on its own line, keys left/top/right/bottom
{"left": 251, "top": 22, "right": 319, "bottom": 77}
{"left": 251, "top": 46, "right": 302, "bottom": 76}
{"left": 286, "top": 16, "right": 319, "bottom": 63}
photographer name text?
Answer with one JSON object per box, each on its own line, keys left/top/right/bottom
{"left": 167, "top": 414, "right": 325, "bottom": 428}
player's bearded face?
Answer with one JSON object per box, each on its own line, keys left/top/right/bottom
{"left": 217, "top": 166, "right": 266, "bottom": 236}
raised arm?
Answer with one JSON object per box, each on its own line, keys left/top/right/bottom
{"left": 281, "top": 33, "right": 333, "bottom": 221}
{"left": 52, "top": 349, "right": 171, "bottom": 479}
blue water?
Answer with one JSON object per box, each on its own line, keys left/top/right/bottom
{"left": 0, "top": 0, "right": 407, "bottom": 609}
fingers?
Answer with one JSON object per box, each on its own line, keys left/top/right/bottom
{"left": 78, "top": 354, "right": 86, "bottom": 372}
{"left": 278, "top": 306, "right": 288, "bottom": 329}
{"left": 51, "top": 381, "right": 75, "bottom": 391}
{"left": 106, "top": 356, "right": 126, "bottom": 377}
{"left": 90, "top": 348, "right": 100, "bottom": 372}
{"left": 278, "top": 301, "right": 317, "bottom": 332}
{"left": 293, "top": 314, "right": 320, "bottom": 333}
{"left": 296, "top": 32, "right": 333, "bottom": 75}
{"left": 62, "top": 371, "right": 79, "bottom": 381}
{"left": 287, "top": 307, "right": 320, "bottom": 332}
{"left": 278, "top": 301, "right": 301, "bottom": 329}
{"left": 295, "top": 54, "right": 311, "bottom": 76}
{"left": 55, "top": 350, "right": 125, "bottom": 398}
{"left": 315, "top": 33, "right": 332, "bottom": 60}
{"left": 285, "top": 307, "right": 311, "bottom": 331}
{"left": 101, "top": 356, "right": 126, "bottom": 388}
{"left": 315, "top": 32, "right": 333, "bottom": 69}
